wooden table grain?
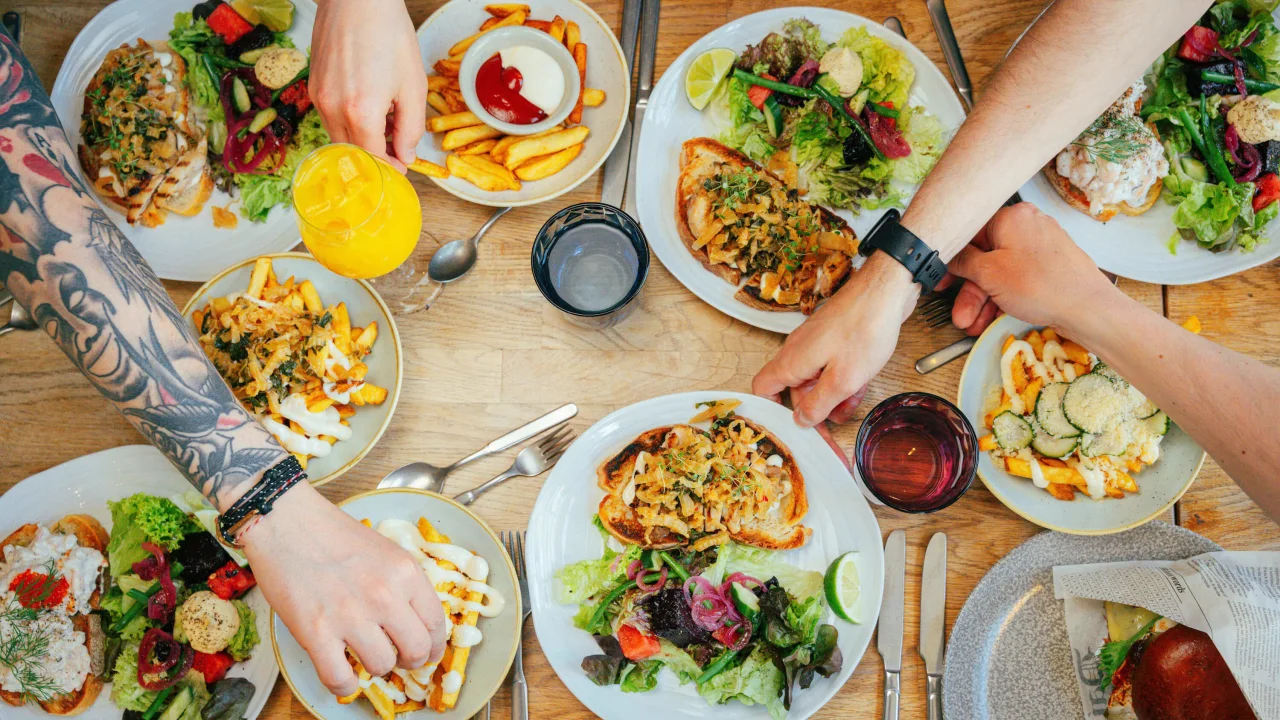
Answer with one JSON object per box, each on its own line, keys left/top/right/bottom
{"left": 2, "top": 1, "right": 1279, "bottom": 719}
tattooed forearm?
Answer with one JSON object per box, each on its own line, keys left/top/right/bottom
{"left": 0, "top": 33, "right": 287, "bottom": 510}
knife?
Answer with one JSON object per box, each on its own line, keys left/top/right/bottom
{"left": 924, "top": 0, "right": 972, "bottom": 112}
{"left": 920, "top": 533, "right": 948, "bottom": 720}
{"left": 623, "top": 0, "right": 660, "bottom": 219}
{"left": 878, "top": 530, "right": 906, "bottom": 720}
{"left": 598, "top": 0, "right": 642, "bottom": 207}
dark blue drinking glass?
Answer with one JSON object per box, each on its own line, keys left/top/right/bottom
{"left": 531, "top": 202, "right": 649, "bottom": 328}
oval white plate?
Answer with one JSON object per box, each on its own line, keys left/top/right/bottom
{"left": 956, "top": 314, "right": 1205, "bottom": 534}
{"left": 634, "top": 8, "right": 966, "bottom": 334}
{"left": 526, "top": 391, "right": 883, "bottom": 720}
{"left": 415, "top": 0, "right": 630, "bottom": 207}
{"left": 50, "top": 0, "right": 318, "bottom": 282}
{"left": 0, "top": 445, "right": 278, "bottom": 720}
{"left": 271, "top": 488, "right": 521, "bottom": 720}
{"left": 181, "top": 253, "right": 403, "bottom": 487}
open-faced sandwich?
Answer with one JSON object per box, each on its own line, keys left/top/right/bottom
{"left": 676, "top": 138, "right": 859, "bottom": 314}
{"left": 0, "top": 515, "right": 110, "bottom": 715}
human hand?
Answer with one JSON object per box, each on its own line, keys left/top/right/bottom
{"left": 947, "top": 203, "right": 1117, "bottom": 331}
{"left": 310, "top": 0, "right": 426, "bottom": 171}
{"left": 241, "top": 482, "right": 447, "bottom": 695}
{"left": 754, "top": 253, "right": 918, "bottom": 428}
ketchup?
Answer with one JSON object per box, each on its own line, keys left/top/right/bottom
{"left": 475, "top": 53, "right": 548, "bottom": 125}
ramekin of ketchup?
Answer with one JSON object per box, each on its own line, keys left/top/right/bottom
{"left": 476, "top": 51, "right": 550, "bottom": 125}
{"left": 458, "top": 26, "right": 579, "bottom": 134}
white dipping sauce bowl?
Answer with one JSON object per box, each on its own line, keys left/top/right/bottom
{"left": 459, "top": 26, "right": 580, "bottom": 135}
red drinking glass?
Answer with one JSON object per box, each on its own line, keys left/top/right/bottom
{"left": 854, "top": 392, "right": 978, "bottom": 513}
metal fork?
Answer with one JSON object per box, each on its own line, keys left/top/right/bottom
{"left": 451, "top": 428, "right": 574, "bottom": 506}
{"left": 916, "top": 286, "right": 960, "bottom": 329}
{"left": 501, "top": 531, "right": 532, "bottom": 720}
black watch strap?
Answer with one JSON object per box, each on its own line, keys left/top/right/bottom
{"left": 858, "top": 209, "right": 948, "bottom": 293}
{"left": 216, "top": 456, "right": 307, "bottom": 548}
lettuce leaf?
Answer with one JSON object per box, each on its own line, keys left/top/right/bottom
{"left": 715, "top": 77, "right": 777, "bottom": 163}
{"left": 697, "top": 645, "right": 786, "bottom": 720}
{"left": 891, "top": 107, "right": 946, "bottom": 184}
{"left": 107, "top": 494, "right": 200, "bottom": 576}
{"left": 1169, "top": 180, "right": 1256, "bottom": 249}
{"left": 110, "top": 641, "right": 159, "bottom": 711}
{"left": 620, "top": 660, "right": 662, "bottom": 693}
{"left": 701, "top": 543, "right": 824, "bottom": 603}
{"left": 234, "top": 112, "right": 330, "bottom": 222}
{"left": 837, "top": 27, "right": 914, "bottom": 110}
{"left": 651, "top": 640, "right": 702, "bottom": 684}
{"left": 101, "top": 575, "right": 158, "bottom": 642}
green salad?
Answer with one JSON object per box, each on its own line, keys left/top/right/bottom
{"left": 702, "top": 19, "right": 948, "bottom": 213}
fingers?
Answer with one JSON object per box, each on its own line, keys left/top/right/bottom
{"left": 966, "top": 298, "right": 1001, "bottom": 336}
{"left": 793, "top": 362, "right": 868, "bottom": 428}
{"left": 827, "top": 386, "right": 868, "bottom": 424}
{"left": 932, "top": 270, "right": 959, "bottom": 292}
{"left": 752, "top": 355, "right": 813, "bottom": 404}
{"left": 346, "top": 622, "right": 398, "bottom": 678}
{"left": 391, "top": 84, "right": 427, "bottom": 169}
{"left": 951, "top": 278, "right": 990, "bottom": 331}
{"left": 348, "top": 101, "right": 398, "bottom": 167}
{"left": 813, "top": 420, "right": 850, "bottom": 470}
{"left": 306, "top": 633, "right": 360, "bottom": 696}
{"left": 410, "top": 588, "right": 449, "bottom": 665}
{"left": 380, "top": 602, "right": 434, "bottom": 670}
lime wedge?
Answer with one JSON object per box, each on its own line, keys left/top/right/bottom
{"left": 824, "top": 551, "right": 861, "bottom": 623}
{"left": 685, "top": 48, "right": 737, "bottom": 111}
{"left": 230, "top": 0, "right": 295, "bottom": 32}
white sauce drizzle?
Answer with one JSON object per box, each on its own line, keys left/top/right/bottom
{"left": 441, "top": 670, "right": 463, "bottom": 695}
{"left": 376, "top": 520, "right": 507, "bottom": 618}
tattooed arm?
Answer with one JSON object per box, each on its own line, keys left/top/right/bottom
{"left": 0, "top": 34, "right": 446, "bottom": 692}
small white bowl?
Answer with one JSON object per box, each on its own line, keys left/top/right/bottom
{"left": 459, "top": 25, "right": 580, "bottom": 135}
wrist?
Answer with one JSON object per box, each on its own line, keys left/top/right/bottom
{"left": 860, "top": 249, "right": 920, "bottom": 307}
{"left": 236, "top": 481, "right": 316, "bottom": 550}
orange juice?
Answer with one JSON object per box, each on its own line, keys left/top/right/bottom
{"left": 292, "top": 144, "right": 422, "bottom": 279}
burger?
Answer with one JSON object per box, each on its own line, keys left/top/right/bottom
{"left": 1099, "top": 601, "right": 1257, "bottom": 720}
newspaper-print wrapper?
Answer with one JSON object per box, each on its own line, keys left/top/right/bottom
{"left": 1050, "top": 551, "right": 1280, "bottom": 720}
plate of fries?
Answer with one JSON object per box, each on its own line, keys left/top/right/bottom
{"left": 412, "top": 0, "right": 630, "bottom": 206}
{"left": 271, "top": 488, "right": 521, "bottom": 720}
{"left": 182, "top": 253, "right": 402, "bottom": 486}
{"left": 957, "top": 314, "right": 1205, "bottom": 535}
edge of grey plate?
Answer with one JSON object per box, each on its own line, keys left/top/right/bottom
{"left": 943, "top": 521, "right": 1220, "bottom": 720}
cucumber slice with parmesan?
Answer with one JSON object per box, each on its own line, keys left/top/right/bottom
{"left": 1031, "top": 430, "right": 1078, "bottom": 458}
{"left": 1127, "top": 386, "right": 1160, "bottom": 419}
{"left": 1081, "top": 425, "right": 1129, "bottom": 457}
{"left": 1062, "top": 373, "right": 1130, "bottom": 435}
{"left": 993, "top": 411, "right": 1034, "bottom": 452}
{"left": 1092, "top": 360, "right": 1127, "bottom": 386}
{"left": 1144, "top": 411, "right": 1170, "bottom": 436}
{"left": 1035, "top": 382, "right": 1079, "bottom": 438}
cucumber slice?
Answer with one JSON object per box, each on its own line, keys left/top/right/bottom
{"left": 640, "top": 549, "right": 663, "bottom": 571}
{"left": 730, "top": 582, "right": 760, "bottom": 621}
{"left": 1062, "top": 373, "right": 1130, "bottom": 435}
{"left": 1181, "top": 157, "right": 1209, "bottom": 182}
{"left": 249, "top": 107, "right": 278, "bottom": 133}
{"left": 1081, "top": 426, "right": 1129, "bottom": 457}
{"left": 232, "top": 77, "right": 251, "bottom": 114}
{"left": 1031, "top": 431, "right": 1078, "bottom": 458}
{"left": 992, "top": 411, "right": 1034, "bottom": 452}
{"left": 1092, "top": 361, "right": 1128, "bottom": 387}
{"left": 762, "top": 95, "right": 785, "bottom": 138}
{"left": 1035, "top": 382, "right": 1079, "bottom": 438}
{"left": 1125, "top": 385, "right": 1160, "bottom": 419}
{"left": 157, "top": 686, "right": 194, "bottom": 720}
{"left": 1144, "top": 411, "right": 1170, "bottom": 436}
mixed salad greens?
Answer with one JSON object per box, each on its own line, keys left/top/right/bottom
{"left": 705, "top": 19, "right": 948, "bottom": 213}
{"left": 558, "top": 518, "right": 855, "bottom": 719}
{"left": 1142, "top": 0, "right": 1280, "bottom": 252}
{"left": 103, "top": 492, "right": 259, "bottom": 720}
{"left": 167, "top": 0, "right": 328, "bottom": 222}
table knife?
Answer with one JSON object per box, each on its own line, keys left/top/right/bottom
{"left": 598, "top": 0, "right": 642, "bottom": 207}
{"left": 884, "top": 16, "right": 905, "bottom": 38}
{"left": 925, "top": 0, "right": 972, "bottom": 112}
{"left": 623, "top": 0, "right": 660, "bottom": 219}
{"left": 878, "top": 530, "right": 907, "bottom": 720}
{"left": 920, "top": 533, "right": 948, "bottom": 720}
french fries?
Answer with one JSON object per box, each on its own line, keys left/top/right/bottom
{"left": 421, "top": 8, "right": 603, "bottom": 191}
{"left": 191, "top": 257, "right": 390, "bottom": 470}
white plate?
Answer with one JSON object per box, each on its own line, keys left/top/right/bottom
{"left": 1014, "top": 7, "right": 1280, "bottom": 286}
{"left": 50, "top": 0, "right": 318, "bottom": 282}
{"left": 181, "top": 253, "right": 403, "bottom": 487}
{"left": 271, "top": 488, "right": 521, "bottom": 720}
{"left": 956, "top": 314, "right": 1206, "bottom": 534}
{"left": 0, "top": 446, "right": 278, "bottom": 720}
{"left": 634, "top": 8, "right": 966, "bottom": 333}
{"left": 526, "top": 391, "right": 884, "bottom": 720}
{"left": 415, "top": 0, "right": 630, "bottom": 207}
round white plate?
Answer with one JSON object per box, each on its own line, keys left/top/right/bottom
{"left": 181, "top": 253, "right": 403, "bottom": 487}
{"left": 634, "top": 8, "right": 966, "bottom": 334}
{"left": 271, "top": 488, "right": 521, "bottom": 720}
{"left": 50, "top": 0, "right": 318, "bottom": 282}
{"left": 0, "top": 445, "right": 278, "bottom": 720}
{"left": 956, "top": 314, "right": 1206, "bottom": 534}
{"left": 1014, "top": 7, "right": 1280, "bottom": 285}
{"left": 526, "top": 391, "right": 884, "bottom": 720}
{"left": 415, "top": 0, "right": 630, "bottom": 207}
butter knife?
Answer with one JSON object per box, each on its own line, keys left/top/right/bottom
{"left": 878, "top": 530, "right": 906, "bottom": 720}
{"left": 925, "top": 0, "right": 972, "bottom": 111}
{"left": 623, "top": 0, "right": 660, "bottom": 219}
{"left": 598, "top": 0, "right": 642, "bottom": 207}
{"left": 920, "top": 533, "right": 948, "bottom": 720}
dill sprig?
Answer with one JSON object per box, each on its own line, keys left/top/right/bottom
{"left": 1072, "top": 112, "right": 1149, "bottom": 165}
{"left": 0, "top": 594, "right": 61, "bottom": 703}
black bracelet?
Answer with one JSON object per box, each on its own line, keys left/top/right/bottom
{"left": 858, "top": 209, "right": 949, "bottom": 293}
{"left": 216, "top": 456, "right": 307, "bottom": 549}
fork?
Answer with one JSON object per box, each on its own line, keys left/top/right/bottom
{"left": 501, "top": 531, "right": 532, "bottom": 720}
{"left": 916, "top": 286, "right": 960, "bottom": 329}
{"left": 451, "top": 428, "right": 574, "bottom": 506}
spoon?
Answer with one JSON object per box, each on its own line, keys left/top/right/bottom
{"left": 427, "top": 206, "right": 510, "bottom": 283}
{"left": 0, "top": 300, "right": 36, "bottom": 337}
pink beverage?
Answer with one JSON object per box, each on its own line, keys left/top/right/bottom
{"left": 855, "top": 393, "right": 977, "bottom": 513}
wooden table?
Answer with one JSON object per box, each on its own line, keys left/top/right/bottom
{"left": 3, "top": 0, "right": 1279, "bottom": 717}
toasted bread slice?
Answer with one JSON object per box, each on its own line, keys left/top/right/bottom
{"left": 1044, "top": 121, "right": 1164, "bottom": 222}
{"left": 596, "top": 426, "right": 695, "bottom": 549}
{"left": 0, "top": 515, "right": 109, "bottom": 715}
{"left": 727, "top": 417, "right": 810, "bottom": 551}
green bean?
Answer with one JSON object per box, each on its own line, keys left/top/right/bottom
{"left": 1200, "top": 71, "right": 1280, "bottom": 94}
{"left": 696, "top": 649, "right": 741, "bottom": 684}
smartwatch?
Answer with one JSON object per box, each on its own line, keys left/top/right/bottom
{"left": 215, "top": 455, "right": 307, "bottom": 549}
{"left": 858, "top": 209, "right": 948, "bottom": 293}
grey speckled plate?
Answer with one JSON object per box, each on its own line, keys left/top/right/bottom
{"left": 943, "top": 522, "right": 1220, "bottom": 720}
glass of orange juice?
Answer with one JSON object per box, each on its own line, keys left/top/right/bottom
{"left": 292, "top": 143, "right": 436, "bottom": 313}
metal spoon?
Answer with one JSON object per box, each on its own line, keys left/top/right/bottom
{"left": 0, "top": 300, "right": 35, "bottom": 337}
{"left": 426, "top": 206, "right": 510, "bottom": 283}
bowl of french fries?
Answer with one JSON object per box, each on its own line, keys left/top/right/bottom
{"left": 412, "top": 0, "right": 629, "bottom": 206}
{"left": 957, "top": 314, "right": 1206, "bottom": 535}
{"left": 182, "top": 253, "right": 403, "bottom": 486}
{"left": 271, "top": 488, "right": 521, "bottom": 720}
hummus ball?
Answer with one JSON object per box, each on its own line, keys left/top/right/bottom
{"left": 178, "top": 590, "right": 241, "bottom": 654}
